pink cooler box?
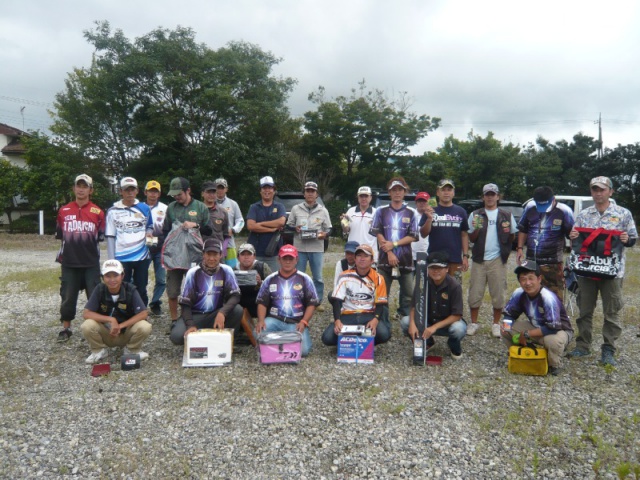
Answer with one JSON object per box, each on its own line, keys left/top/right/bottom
{"left": 257, "top": 331, "right": 302, "bottom": 364}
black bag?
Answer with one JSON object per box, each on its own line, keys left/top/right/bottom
{"left": 568, "top": 227, "right": 624, "bottom": 279}
{"left": 264, "top": 231, "right": 282, "bottom": 257}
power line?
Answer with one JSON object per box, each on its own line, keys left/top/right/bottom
{"left": 0, "top": 95, "right": 52, "bottom": 108}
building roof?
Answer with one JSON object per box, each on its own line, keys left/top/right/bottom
{"left": 0, "top": 123, "right": 26, "bottom": 136}
{"left": 1, "top": 138, "right": 26, "bottom": 155}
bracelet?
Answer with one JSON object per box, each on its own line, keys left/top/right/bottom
{"left": 300, "top": 320, "right": 309, "bottom": 327}
{"left": 393, "top": 241, "right": 398, "bottom": 248}
{"left": 517, "top": 247, "right": 523, "bottom": 250}
{"left": 463, "top": 253, "right": 470, "bottom": 258}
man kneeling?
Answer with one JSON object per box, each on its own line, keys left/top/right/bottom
{"left": 322, "top": 244, "right": 390, "bottom": 346}
{"left": 170, "top": 239, "right": 243, "bottom": 345}
{"left": 501, "top": 260, "right": 573, "bottom": 376}
{"left": 81, "top": 259, "right": 151, "bottom": 364}
{"left": 407, "top": 252, "right": 467, "bottom": 360}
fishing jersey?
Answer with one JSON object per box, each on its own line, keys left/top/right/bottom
{"left": 518, "top": 201, "right": 574, "bottom": 264}
{"left": 503, "top": 286, "right": 573, "bottom": 336}
{"left": 55, "top": 200, "right": 105, "bottom": 267}
{"left": 369, "top": 204, "right": 419, "bottom": 270}
{"left": 332, "top": 268, "right": 387, "bottom": 314}
{"left": 344, "top": 205, "right": 378, "bottom": 260}
{"left": 106, "top": 200, "right": 153, "bottom": 262}
{"left": 256, "top": 270, "right": 319, "bottom": 322}
{"left": 179, "top": 263, "right": 240, "bottom": 314}
{"left": 422, "top": 204, "right": 469, "bottom": 264}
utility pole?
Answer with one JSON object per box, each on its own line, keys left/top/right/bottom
{"left": 595, "top": 113, "right": 603, "bottom": 159}
{"left": 20, "top": 106, "right": 25, "bottom": 130}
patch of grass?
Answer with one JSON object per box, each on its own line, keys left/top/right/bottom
{"left": 0, "top": 233, "right": 59, "bottom": 251}
{"left": 0, "top": 268, "right": 60, "bottom": 292}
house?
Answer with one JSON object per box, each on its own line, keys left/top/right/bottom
{"left": 0, "top": 123, "right": 31, "bottom": 227}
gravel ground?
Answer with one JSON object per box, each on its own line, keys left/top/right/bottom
{"left": 1, "top": 235, "right": 640, "bottom": 479}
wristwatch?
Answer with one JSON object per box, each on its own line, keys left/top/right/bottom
{"left": 463, "top": 253, "right": 470, "bottom": 259}
{"left": 523, "top": 330, "right": 530, "bottom": 340}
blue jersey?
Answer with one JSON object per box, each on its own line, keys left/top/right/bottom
{"left": 105, "top": 200, "right": 152, "bottom": 262}
{"left": 179, "top": 264, "right": 240, "bottom": 313}
{"left": 518, "top": 201, "right": 574, "bottom": 264}
{"left": 503, "top": 287, "right": 573, "bottom": 336}
{"left": 256, "top": 270, "right": 319, "bottom": 321}
{"left": 369, "top": 204, "right": 418, "bottom": 270}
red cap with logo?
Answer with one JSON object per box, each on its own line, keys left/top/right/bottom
{"left": 278, "top": 244, "right": 299, "bottom": 258}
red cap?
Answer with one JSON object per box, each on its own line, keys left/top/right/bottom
{"left": 415, "top": 192, "right": 430, "bottom": 202}
{"left": 278, "top": 244, "right": 299, "bottom": 258}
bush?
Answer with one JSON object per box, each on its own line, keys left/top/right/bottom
{"left": 325, "top": 199, "right": 349, "bottom": 238}
{"left": 6, "top": 213, "right": 56, "bottom": 234}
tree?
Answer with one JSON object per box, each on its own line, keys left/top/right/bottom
{"left": 302, "top": 81, "right": 440, "bottom": 194}
{"left": 0, "top": 159, "right": 26, "bottom": 231}
{"left": 52, "top": 21, "right": 296, "bottom": 208}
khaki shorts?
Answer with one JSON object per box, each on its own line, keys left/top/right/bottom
{"left": 468, "top": 257, "right": 507, "bottom": 309}
{"left": 166, "top": 269, "right": 187, "bottom": 299}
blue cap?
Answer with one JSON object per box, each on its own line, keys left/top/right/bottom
{"left": 344, "top": 241, "right": 360, "bottom": 253}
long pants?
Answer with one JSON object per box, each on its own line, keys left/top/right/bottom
{"left": 378, "top": 267, "right": 414, "bottom": 320}
{"left": 501, "top": 318, "right": 571, "bottom": 368}
{"left": 575, "top": 277, "right": 623, "bottom": 353}
{"left": 170, "top": 305, "right": 244, "bottom": 345}
{"left": 296, "top": 252, "right": 324, "bottom": 301}
{"left": 123, "top": 259, "right": 152, "bottom": 306}
{"left": 256, "top": 317, "right": 312, "bottom": 356}
{"left": 148, "top": 251, "right": 166, "bottom": 307}
{"left": 321, "top": 312, "right": 391, "bottom": 346}
{"left": 81, "top": 319, "right": 152, "bottom": 352}
{"left": 59, "top": 265, "right": 101, "bottom": 322}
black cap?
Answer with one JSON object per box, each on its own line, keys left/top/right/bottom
{"left": 203, "top": 238, "right": 222, "bottom": 253}
{"left": 427, "top": 251, "right": 449, "bottom": 268}
{"left": 202, "top": 181, "right": 217, "bottom": 192}
{"left": 514, "top": 259, "right": 540, "bottom": 276}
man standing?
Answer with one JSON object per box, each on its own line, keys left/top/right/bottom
{"left": 81, "top": 259, "right": 152, "bottom": 364}
{"left": 106, "top": 177, "right": 153, "bottom": 306}
{"left": 246, "top": 176, "right": 287, "bottom": 272}
{"left": 214, "top": 178, "right": 245, "bottom": 267}
{"left": 567, "top": 176, "right": 637, "bottom": 366}
{"left": 255, "top": 245, "right": 318, "bottom": 357}
{"left": 501, "top": 260, "right": 573, "bottom": 376}
{"left": 163, "top": 177, "right": 212, "bottom": 327}
{"left": 341, "top": 186, "right": 378, "bottom": 261}
{"left": 322, "top": 244, "right": 390, "bottom": 346}
{"left": 286, "top": 181, "right": 332, "bottom": 310}
{"left": 466, "top": 183, "right": 517, "bottom": 337}
{"left": 516, "top": 186, "right": 574, "bottom": 301}
{"left": 169, "top": 239, "right": 243, "bottom": 345}
{"left": 411, "top": 192, "right": 430, "bottom": 269}
{"left": 55, "top": 174, "right": 105, "bottom": 342}
{"left": 201, "top": 180, "right": 230, "bottom": 247}
{"left": 144, "top": 180, "right": 167, "bottom": 316}
{"left": 419, "top": 179, "right": 470, "bottom": 281}
{"left": 407, "top": 251, "right": 467, "bottom": 359}
{"left": 370, "top": 177, "right": 418, "bottom": 329}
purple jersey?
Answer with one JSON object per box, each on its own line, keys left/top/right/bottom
{"left": 369, "top": 205, "right": 418, "bottom": 270}
{"left": 179, "top": 264, "right": 240, "bottom": 313}
{"left": 503, "top": 287, "right": 573, "bottom": 335}
{"left": 256, "top": 270, "right": 319, "bottom": 321}
{"left": 518, "top": 201, "right": 574, "bottom": 264}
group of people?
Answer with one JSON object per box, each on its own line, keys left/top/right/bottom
{"left": 55, "top": 172, "right": 636, "bottom": 373}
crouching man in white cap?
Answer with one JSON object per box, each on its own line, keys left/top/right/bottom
{"left": 81, "top": 259, "right": 151, "bottom": 364}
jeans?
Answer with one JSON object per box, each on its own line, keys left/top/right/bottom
{"left": 170, "top": 305, "right": 244, "bottom": 345}
{"left": 149, "top": 251, "right": 166, "bottom": 307}
{"left": 405, "top": 318, "right": 467, "bottom": 355}
{"left": 257, "top": 317, "right": 312, "bottom": 356}
{"left": 59, "top": 265, "right": 101, "bottom": 322}
{"left": 257, "top": 255, "right": 279, "bottom": 273}
{"left": 321, "top": 312, "right": 391, "bottom": 346}
{"left": 379, "top": 267, "right": 414, "bottom": 321}
{"left": 296, "top": 252, "right": 324, "bottom": 301}
{"left": 123, "top": 258, "right": 152, "bottom": 306}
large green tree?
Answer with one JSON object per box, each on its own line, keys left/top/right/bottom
{"left": 52, "top": 21, "right": 296, "bottom": 208}
{"left": 0, "top": 159, "right": 26, "bottom": 231}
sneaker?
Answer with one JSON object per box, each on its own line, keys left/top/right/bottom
{"left": 548, "top": 366, "right": 563, "bottom": 376}
{"left": 150, "top": 304, "right": 162, "bottom": 316}
{"left": 316, "top": 305, "right": 325, "bottom": 312}
{"left": 57, "top": 328, "right": 72, "bottom": 343}
{"left": 491, "top": 323, "right": 501, "bottom": 338}
{"left": 85, "top": 348, "right": 109, "bottom": 364}
{"left": 450, "top": 351, "right": 463, "bottom": 360}
{"left": 466, "top": 323, "right": 480, "bottom": 336}
{"left": 166, "top": 320, "right": 177, "bottom": 335}
{"left": 567, "top": 348, "right": 590, "bottom": 358}
{"left": 124, "top": 347, "right": 149, "bottom": 361}
{"left": 426, "top": 337, "right": 435, "bottom": 349}
{"left": 600, "top": 349, "right": 617, "bottom": 367}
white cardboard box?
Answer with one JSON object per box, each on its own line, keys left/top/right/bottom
{"left": 182, "top": 328, "right": 234, "bottom": 367}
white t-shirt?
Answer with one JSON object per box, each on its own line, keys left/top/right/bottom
{"left": 345, "top": 205, "right": 378, "bottom": 261}
{"left": 468, "top": 209, "right": 517, "bottom": 261}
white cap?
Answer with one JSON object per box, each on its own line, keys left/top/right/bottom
{"left": 101, "top": 259, "right": 124, "bottom": 275}
{"left": 260, "top": 176, "right": 275, "bottom": 187}
{"left": 120, "top": 177, "right": 138, "bottom": 188}
{"left": 357, "top": 186, "right": 372, "bottom": 195}
{"left": 75, "top": 174, "right": 93, "bottom": 187}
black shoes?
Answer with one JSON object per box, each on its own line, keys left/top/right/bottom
{"left": 57, "top": 328, "right": 72, "bottom": 342}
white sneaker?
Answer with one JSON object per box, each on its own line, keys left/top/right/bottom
{"left": 466, "top": 323, "right": 480, "bottom": 336}
{"left": 491, "top": 323, "right": 501, "bottom": 338}
{"left": 85, "top": 348, "right": 109, "bottom": 364}
{"left": 124, "top": 347, "right": 149, "bottom": 361}
{"left": 450, "top": 351, "right": 463, "bottom": 360}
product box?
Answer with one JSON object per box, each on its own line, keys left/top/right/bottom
{"left": 182, "top": 328, "right": 234, "bottom": 367}
{"left": 337, "top": 334, "right": 375, "bottom": 364}
{"left": 257, "top": 331, "right": 302, "bottom": 365}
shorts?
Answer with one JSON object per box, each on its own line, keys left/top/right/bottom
{"left": 166, "top": 269, "right": 187, "bottom": 299}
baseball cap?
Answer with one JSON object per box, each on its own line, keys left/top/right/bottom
{"left": 590, "top": 176, "right": 613, "bottom": 189}
{"left": 202, "top": 181, "right": 217, "bottom": 192}
{"left": 278, "top": 244, "right": 298, "bottom": 258}
{"left": 514, "top": 259, "right": 540, "bottom": 276}
{"left": 415, "top": 192, "right": 430, "bottom": 202}
{"left": 483, "top": 183, "right": 499, "bottom": 194}
{"left": 437, "top": 179, "right": 455, "bottom": 189}
{"left": 388, "top": 179, "right": 408, "bottom": 191}
{"left": 427, "top": 251, "right": 449, "bottom": 268}
{"left": 344, "top": 241, "right": 360, "bottom": 253}
{"left": 533, "top": 186, "right": 554, "bottom": 213}
{"left": 355, "top": 244, "right": 374, "bottom": 257}
{"left": 203, "top": 238, "right": 222, "bottom": 253}
{"left": 304, "top": 181, "right": 318, "bottom": 191}
{"left": 238, "top": 243, "right": 256, "bottom": 255}
{"left": 260, "top": 176, "right": 275, "bottom": 187}
{"left": 120, "top": 177, "right": 138, "bottom": 189}
{"left": 214, "top": 178, "right": 228, "bottom": 188}
{"left": 168, "top": 177, "right": 190, "bottom": 196}
{"left": 357, "top": 186, "right": 372, "bottom": 196}
{"left": 145, "top": 180, "right": 161, "bottom": 192}
{"left": 101, "top": 259, "right": 124, "bottom": 275}
{"left": 75, "top": 174, "right": 93, "bottom": 187}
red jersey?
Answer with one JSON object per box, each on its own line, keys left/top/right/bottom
{"left": 55, "top": 201, "right": 105, "bottom": 267}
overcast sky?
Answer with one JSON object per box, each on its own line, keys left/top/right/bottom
{"left": 1, "top": 0, "right": 639, "bottom": 154}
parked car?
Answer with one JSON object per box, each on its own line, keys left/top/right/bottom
{"left": 374, "top": 191, "right": 418, "bottom": 210}
{"left": 274, "top": 191, "right": 329, "bottom": 251}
